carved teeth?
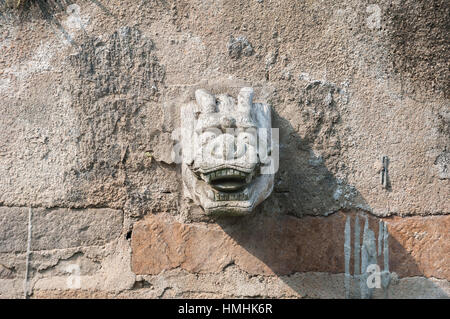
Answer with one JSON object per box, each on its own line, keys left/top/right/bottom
{"left": 205, "top": 168, "right": 249, "bottom": 182}
{"left": 214, "top": 191, "right": 249, "bottom": 201}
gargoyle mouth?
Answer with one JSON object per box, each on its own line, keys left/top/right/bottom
{"left": 203, "top": 168, "right": 252, "bottom": 192}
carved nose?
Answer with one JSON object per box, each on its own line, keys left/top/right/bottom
{"left": 209, "top": 134, "right": 236, "bottom": 161}
{"left": 220, "top": 116, "right": 236, "bottom": 129}
{"left": 222, "top": 134, "right": 236, "bottom": 161}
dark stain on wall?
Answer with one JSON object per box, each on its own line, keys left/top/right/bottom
{"left": 384, "top": 0, "right": 450, "bottom": 100}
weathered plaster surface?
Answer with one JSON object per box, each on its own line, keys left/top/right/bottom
{"left": 0, "top": 0, "right": 448, "bottom": 298}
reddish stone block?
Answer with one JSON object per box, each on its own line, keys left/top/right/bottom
{"left": 131, "top": 212, "right": 449, "bottom": 280}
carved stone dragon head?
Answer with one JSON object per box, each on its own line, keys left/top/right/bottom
{"left": 180, "top": 87, "right": 276, "bottom": 216}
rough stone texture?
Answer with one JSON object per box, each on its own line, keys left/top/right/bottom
{"left": 1, "top": 0, "right": 448, "bottom": 218}
{"left": 0, "top": 253, "right": 26, "bottom": 279}
{"left": 0, "top": 0, "right": 448, "bottom": 298}
{"left": 0, "top": 252, "right": 27, "bottom": 298}
{"left": 0, "top": 207, "right": 28, "bottom": 253}
{"left": 31, "top": 208, "right": 123, "bottom": 250}
{"left": 0, "top": 278, "right": 25, "bottom": 298}
{"left": 388, "top": 215, "right": 450, "bottom": 279}
{"left": 132, "top": 212, "right": 347, "bottom": 275}
{"left": 28, "top": 237, "right": 136, "bottom": 295}
{"left": 131, "top": 212, "right": 449, "bottom": 280}
{"left": 29, "top": 268, "right": 450, "bottom": 299}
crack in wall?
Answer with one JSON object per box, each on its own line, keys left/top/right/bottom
{"left": 23, "top": 207, "right": 32, "bottom": 299}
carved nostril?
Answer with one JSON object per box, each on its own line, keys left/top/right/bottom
{"left": 220, "top": 116, "right": 236, "bottom": 129}
{"left": 195, "top": 89, "right": 216, "bottom": 113}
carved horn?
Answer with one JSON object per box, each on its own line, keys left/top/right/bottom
{"left": 238, "top": 87, "right": 254, "bottom": 115}
{"left": 195, "top": 89, "right": 216, "bottom": 113}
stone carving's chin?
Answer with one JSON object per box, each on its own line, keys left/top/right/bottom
{"left": 183, "top": 165, "right": 273, "bottom": 216}
{"left": 204, "top": 173, "right": 274, "bottom": 216}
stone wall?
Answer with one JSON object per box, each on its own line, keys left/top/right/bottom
{"left": 0, "top": 0, "right": 448, "bottom": 298}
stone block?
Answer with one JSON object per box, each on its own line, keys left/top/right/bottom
{"left": 31, "top": 208, "right": 123, "bottom": 250}
{"left": 0, "top": 207, "right": 28, "bottom": 253}
{"left": 131, "top": 212, "right": 449, "bottom": 280}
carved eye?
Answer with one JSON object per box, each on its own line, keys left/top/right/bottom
{"left": 237, "top": 131, "right": 257, "bottom": 146}
{"left": 200, "top": 128, "right": 220, "bottom": 145}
